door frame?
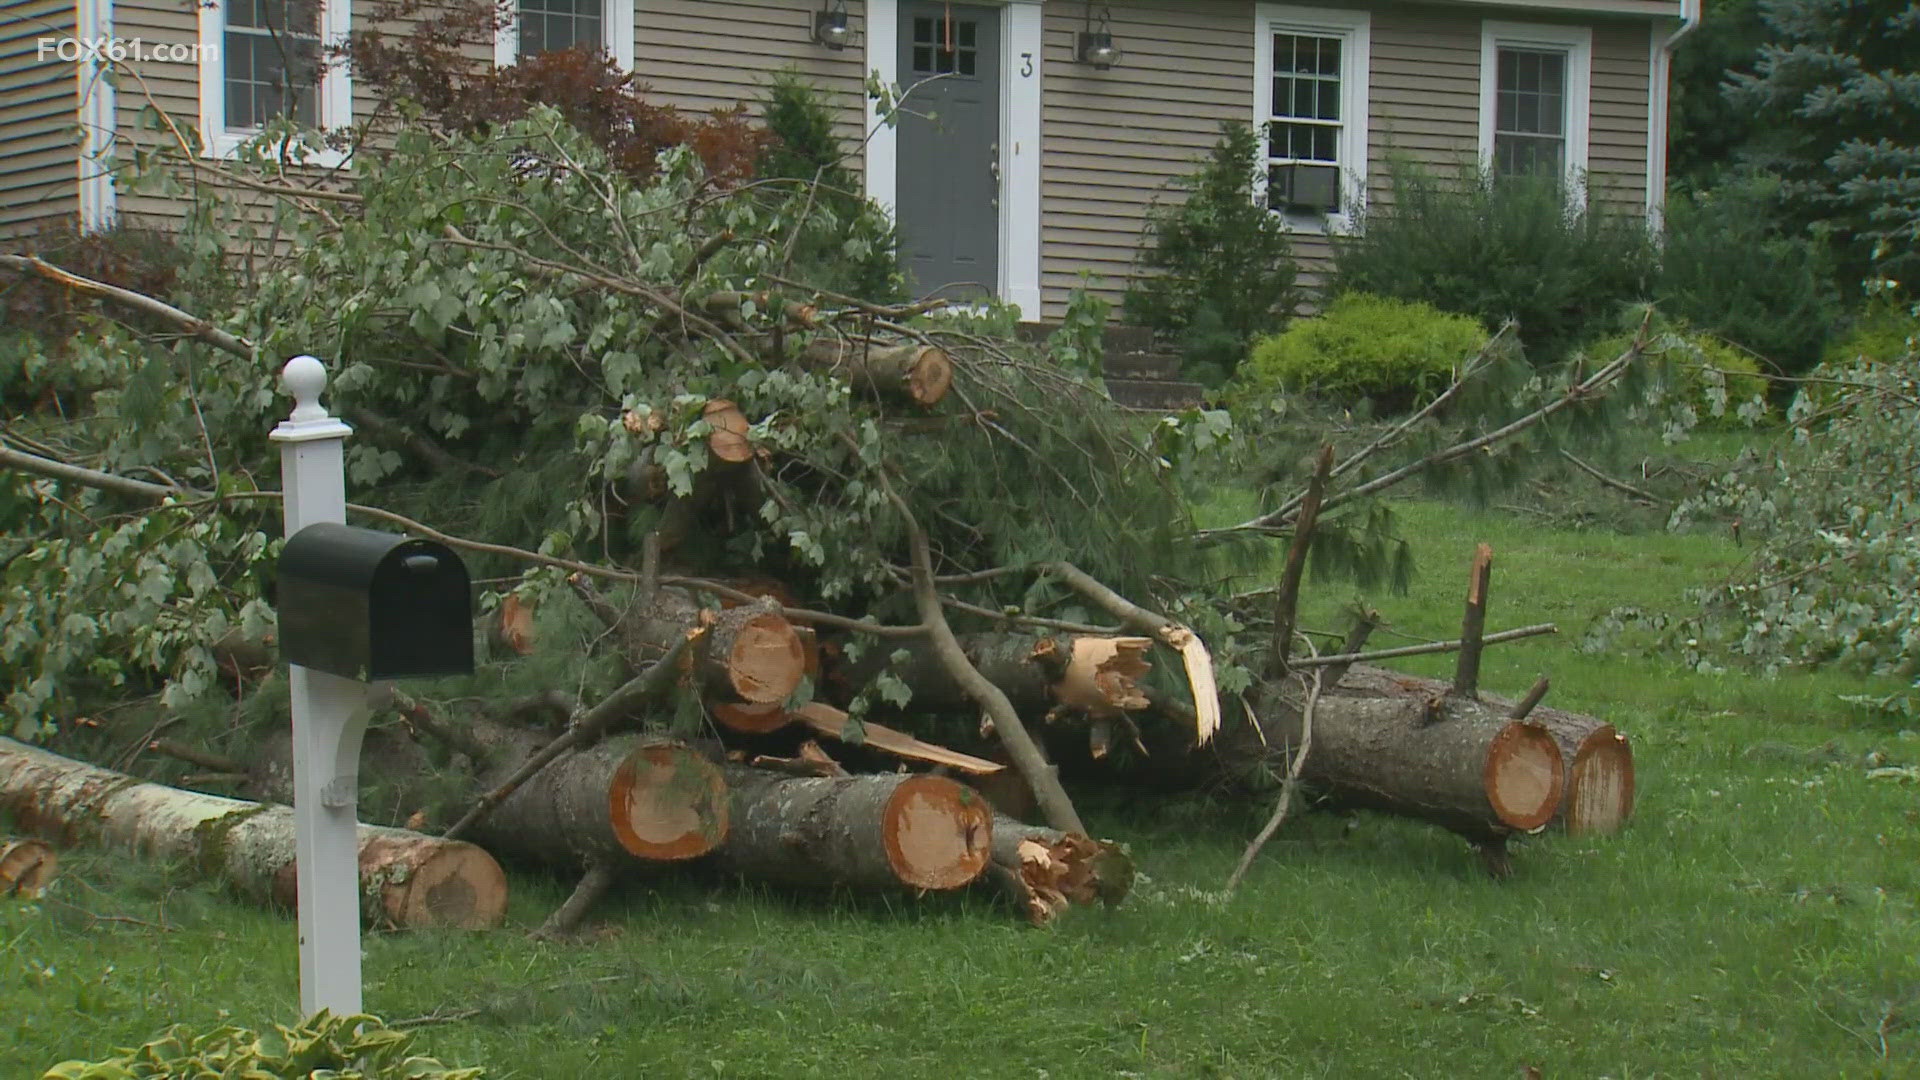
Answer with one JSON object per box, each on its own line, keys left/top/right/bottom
{"left": 865, "top": 0, "right": 1042, "bottom": 318}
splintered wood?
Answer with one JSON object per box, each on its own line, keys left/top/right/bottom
{"left": 793, "top": 702, "right": 1007, "bottom": 775}
{"left": 1050, "top": 636, "right": 1153, "bottom": 716}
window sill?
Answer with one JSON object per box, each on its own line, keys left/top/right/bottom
{"left": 200, "top": 129, "right": 350, "bottom": 171}
{"left": 1270, "top": 209, "right": 1358, "bottom": 238}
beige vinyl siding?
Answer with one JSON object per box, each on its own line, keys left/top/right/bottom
{"left": 0, "top": 0, "right": 80, "bottom": 240}
{"left": 1039, "top": 0, "right": 1252, "bottom": 319}
{"left": 1589, "top": 19, "right": 1650, "bottom": 212}
{"left": 632, "top": 0, "right": 869, "bottom": 159}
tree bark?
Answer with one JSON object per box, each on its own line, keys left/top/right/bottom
{"left": 708, "top": 768, "right": 992, "bottom": 892}
{"left": 0, "top": 837, "right": 57, "bottom": 898}
{"left": 0, "top": 736, "right": 507, "bottom": 929}
{"left": 1335, "top": 667, "right": 1633, "bottom": 835}
{"left": 800, "top": 337, "right": 953, "bottom": 408}
{"left": 1253, "top": 666, "right": 1566, "bottom": 839}
{"left": 467, "top": 736, "right": 730, "bottom": 869}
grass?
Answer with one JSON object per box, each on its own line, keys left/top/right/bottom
{"left": 5, "top": 493, "right": 1918, "bottom": 1078}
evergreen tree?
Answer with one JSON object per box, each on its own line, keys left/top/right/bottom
{"left": 1725, "top": 0, "right": 1920, "bottom": 283}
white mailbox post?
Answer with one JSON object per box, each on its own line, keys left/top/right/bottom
{"left": 271, "top": 356, "right": 375, "bottom": 1017}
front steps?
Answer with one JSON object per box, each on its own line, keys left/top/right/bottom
{"left": 1015, "top": 322, "right": 1208, "bottom": 411}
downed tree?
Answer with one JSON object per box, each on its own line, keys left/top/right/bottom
{"left": 574, "top": 580, "right": 807, "bottom": 708}
{"left": 708, "top": 768, "right": 992, "bottom": 892}
{"left": 1, "top": 837, "right": 57, "bottom": 898}
{"left": 0, "top": 737, "right": 507, "bottom": 929}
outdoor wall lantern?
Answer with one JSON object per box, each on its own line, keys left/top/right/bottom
{"left": 1077, "top": 4, "right": 1121, "bottom": 69}
{"left": 813, "top": 0, "right": 852, "bottom": 50}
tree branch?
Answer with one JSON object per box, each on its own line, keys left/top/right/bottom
{"left": 0, "top": 254, "right": 255, "bottom": 360}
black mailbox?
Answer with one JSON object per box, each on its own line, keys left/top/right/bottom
{"left": 277, "top": 523, "right": 474, "bottom": 681}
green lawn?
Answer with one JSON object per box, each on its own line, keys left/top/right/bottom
{"left": 5, "top": 497, "right": 1917, "bottom": 1079}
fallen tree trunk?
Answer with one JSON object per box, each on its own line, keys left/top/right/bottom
{"left": 1229, "top": 671, "right": 1564, "bottom": 841}
{"left": 708, "top": 768, "right": 992, "bottom": 892}
{"left": 1, "top": 837, "right": 57, "bottom": 898}
{"left": 800, "top": 337, "right": 953, "bottom": 408}
{"left": 1333, "top": 667, "right": 1633, "bottom": 835}
{"left": 986, "top": 815, "right": 1133, "bottom": 926}
{"left": 835, "top": 632, "right": 1153, "bottom": 720}
{"left": 467, "top": 736, "right": 730, "bottom": 869}
{"left": 0, "top": 737, "right": 506, "bottom": 929}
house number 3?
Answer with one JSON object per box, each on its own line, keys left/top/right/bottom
{"left": 1021, "top": 53, "right": 1033, "bottom": 77}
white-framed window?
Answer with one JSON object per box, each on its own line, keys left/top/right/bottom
{"left": 196, "top": 0, "right": 351, "bottom": 162}
{"left": 494, "top": 0, "right": 634, "bottom": 70}
{"left": 1254, "top": 4, "right": 1370, "bottom": 234}
{"left": 1479, "top": 21, "right": 1590, "bottom": 195}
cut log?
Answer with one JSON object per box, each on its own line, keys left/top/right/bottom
{"left": 0, "top": 837, "right": 57, "bottom": 898}
{"left": 1249, "top": 666, "right": 1565, "bottom": 839}
{"left": 702, "top": 399, "right": 755, "bottom": 464}
{"left": 574, "top": 579, "right": 807, "bottom": 708}
{"left": 467, "top": 736, "right": 730, "bottom": 869}
{"left": 986, "top": 815, "right": 1134, "bottom": 926}
{"left": 709, "top": 768, "right": 992, "bottom": 892}
{"left": 1336, "top": 666, "right": 1632, "bottom": 836}
{"left": 711, "top": 625, "right": 820, "bottom": 735}
{"left": 1532, "top": 712, "right": 1634, "bottom": 835}
{"left": 801, "top": 337, "right": 953, "bottom": 408}
{"left": 0, "top": 736, "right": 506, "bottom": 929}
{"left": 836, "top": 632, "right": 1153, "bottom": 720}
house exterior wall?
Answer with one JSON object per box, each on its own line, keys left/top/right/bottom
{"left": 1, "top": 0, "right": 1659, "bottom": 315}
{"left": 1035, "top": 0, "right": 1657, "bottom": 319}
{"left": 0, "top": 0, "right": 80, "bottom": 241}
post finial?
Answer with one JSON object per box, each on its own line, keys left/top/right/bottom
{"left": 282, "top": 355, "right": 330, "bottom": 423}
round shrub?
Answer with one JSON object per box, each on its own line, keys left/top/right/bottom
{"left": 1588, "top": 323, "right": 1771, "bottom": 427}
{"left": 1822, "top": 302, "right": 1919, "bottom": 366}
{"left": 1231, "top": 293, "right": 1489, "bottom": 408}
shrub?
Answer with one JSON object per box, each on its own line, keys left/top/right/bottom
{"left": 1124, "top": 122, "right": 1299, "bottom": 378}
{"left": 42, "top": 1010, "right": 484, "bottom": 1079}
{"left": 1822, "top": 293, "right": 1919, "bottom": 366}
{"left": 1653, "top": 176, "right": 1843, "bottom": 376}
{"left": 1330, "top": 160, "right": 1656, "bottom": 364}
{"left": 1231, "top": 292, "right": 1489, "bottom": 409}
{"left": 346, "top": 7, "right": 769, "bottom": 186}
{"left": 1586, "top": 317, "right": 1772, "bottom": 429}
{"left": 754, "top": 70, "right": 902, "bottom": 301}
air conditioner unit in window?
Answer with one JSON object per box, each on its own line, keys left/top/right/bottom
{"left": 1272, "top": 164, "right": 1340, "bottom": 214}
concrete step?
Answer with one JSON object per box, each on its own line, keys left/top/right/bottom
{"left": 1104, "top": 377, "right": 1208, "bottom": 411}
{"left": 1103, "top": 349, "right": 1185, "bottom": 381}
{"left": 1014, "top": 321, "right": 1161, "bottom": 355}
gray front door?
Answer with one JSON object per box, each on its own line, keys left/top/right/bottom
{"left": 897, "top": 2, "right": 1001, "bottom": 301}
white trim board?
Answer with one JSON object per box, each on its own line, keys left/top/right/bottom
{"left": 1479, "top": 19, "right": 1592, "bottom": 202}
{"left": 999, "top": 0, "right": 1042, "bottom": 319}
{"left": 77, "top": 0, "right": 116, "bottom": 230}
{"left": 1253, "top": 3, "right": 1372, "bottom": 236}
{"left": 196, "top": 0, "right": 353, "bottom": 165}
{"left": 493, "top": 0, "right": 634, "bottom": 71}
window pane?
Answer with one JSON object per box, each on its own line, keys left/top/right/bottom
{"left": 1294, "top": 78, "right": 1315, "bottom": 118}
{"left": 1318, "top": 38, "right": 1340, "bottom": 77}
{"left": 958, "top": 20, "right": 975, "bottom": 48}
{"left": 913, "top": 16, "right": 931, "bottom": 44}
